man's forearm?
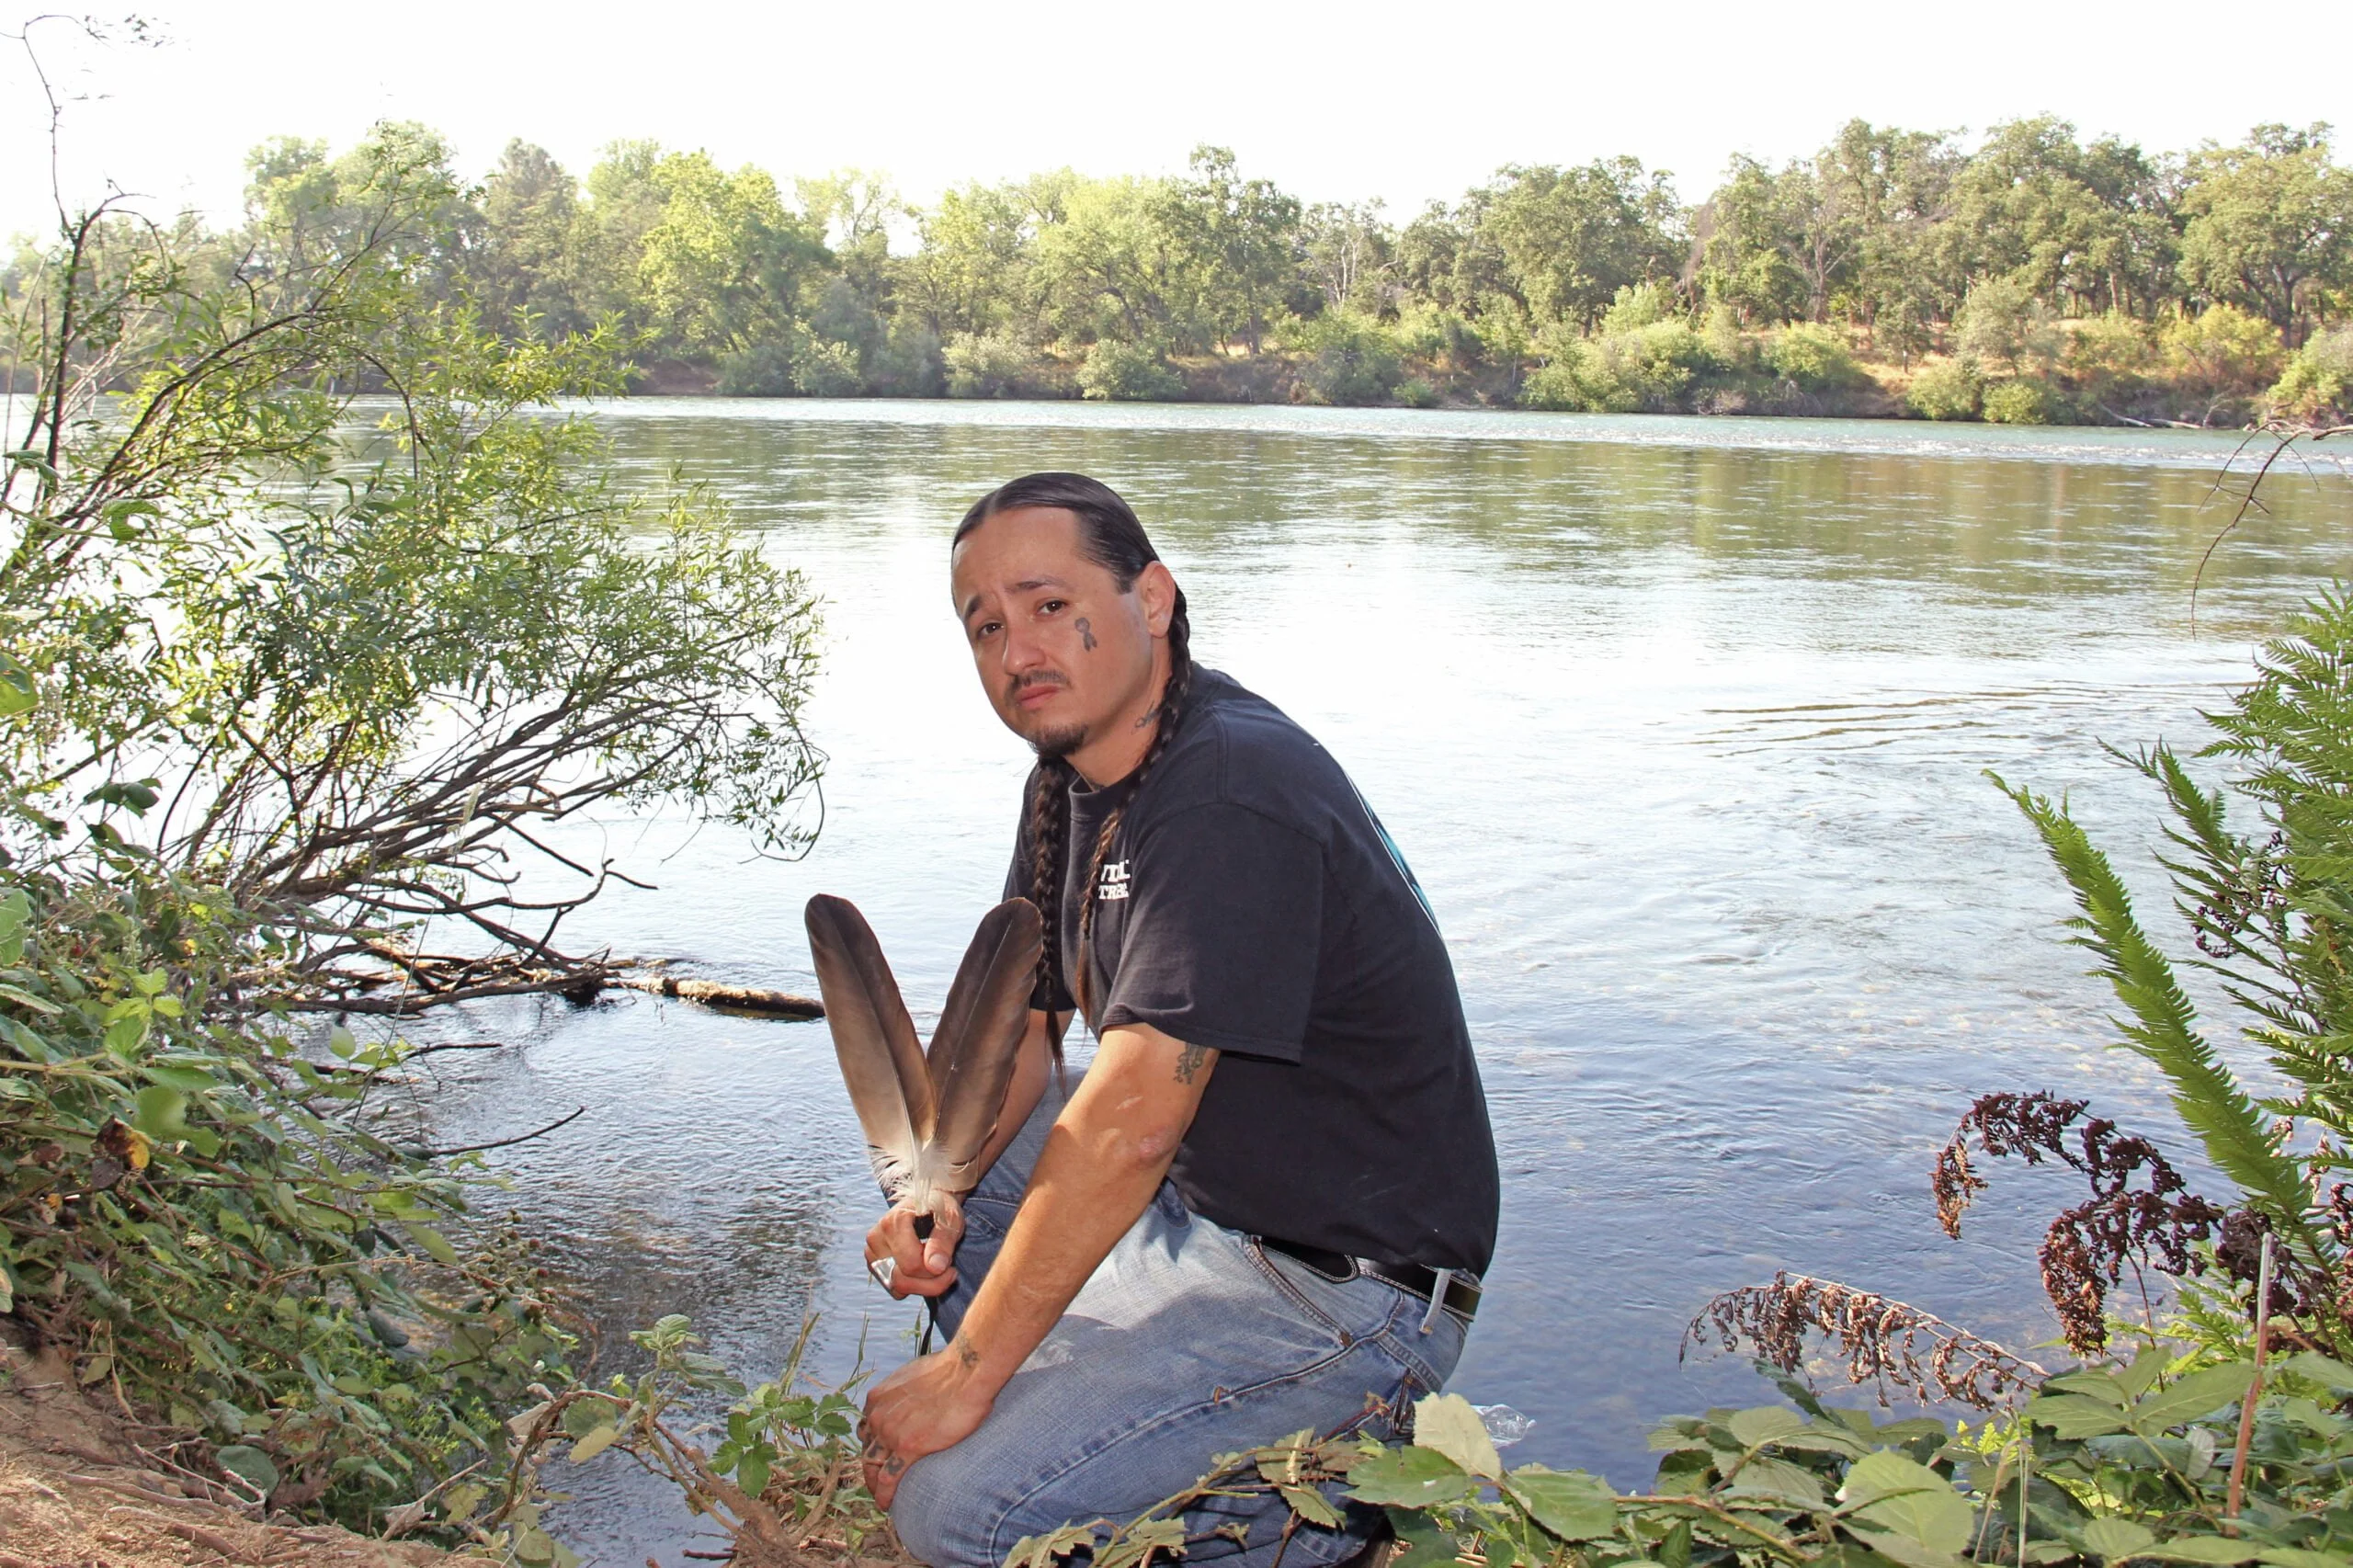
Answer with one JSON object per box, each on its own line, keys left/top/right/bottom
{"left": 948, "top": 1026, "right": 1210, "bottom": 1390}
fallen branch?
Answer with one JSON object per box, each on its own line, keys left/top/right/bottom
{"left": 402, "top": 1105, "right": 586, "bottom": 1158}
{"left": 616, "top": 972, "right": 824, "bottom": 1019}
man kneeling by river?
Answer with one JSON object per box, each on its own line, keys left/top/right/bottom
{"left": 855, "top": 472, "right": 1500, "bottom": 1568}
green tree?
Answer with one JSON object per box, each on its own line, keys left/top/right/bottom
{"left": 2180, "top": 123, "right": 2353, "bottom": 346}
{"left": 1032, "top": 174, "right": 1208, "bottom": 349}
{"left": 633, "top": 150, "right": 828, "bottom": 358}
{"left": 473, "top": 139, "right": 590, "bottom": 336}
{"left": 1934, "top": 117, "right": 2174, "bottom": 319}
{"left": 1470, "top": 158, "right": 1683, "bottom": 331}
{"left": 1158, "top": 145, "right": 1300, "bottom": 352}
{"left": 897, "top": 173, "right": 1067, "bottom": 339}
{"left": 1300, "top": 199, "right": 1394, "bottom": 316}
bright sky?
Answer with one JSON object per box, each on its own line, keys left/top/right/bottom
{"left": 3, "top": 0, "right": 2347, "bottom": 240}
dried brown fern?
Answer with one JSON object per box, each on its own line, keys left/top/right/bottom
{"left": 1936, "top": 1092, "right": 2228, "bottom": 1354}
{"left": 1684, "top": 1271, "right": 2048, "bottom": 1410}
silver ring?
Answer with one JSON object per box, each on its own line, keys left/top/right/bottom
{"left": 868, "top": 1256, "right": 897, "bottom": 1292}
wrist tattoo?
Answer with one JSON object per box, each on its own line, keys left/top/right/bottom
{"left": 1175, "top": 1041, "right": 1208, "bottom": 1085}
{"left": 957, "top": 1341, "right": 981, "bottom": 1369}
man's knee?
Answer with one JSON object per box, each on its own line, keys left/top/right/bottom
{"left": 889, "top": 1446, "right": 1002, "bottom": 1568}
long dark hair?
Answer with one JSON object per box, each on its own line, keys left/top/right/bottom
{"left": 954, "top": 473, "right": 1195, "bottom": 1035}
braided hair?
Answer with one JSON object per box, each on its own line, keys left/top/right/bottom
{"left": 953, "top": 473, "right": 1195, "bottom": 1042}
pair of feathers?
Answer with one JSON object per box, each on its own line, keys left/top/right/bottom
{"left": 804, "top": 893, "right": 1041, "bottom": 1221}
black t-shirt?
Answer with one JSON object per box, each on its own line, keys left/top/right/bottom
{"left": 1004, "top": 668, "right": 1499, "bottom": 1274}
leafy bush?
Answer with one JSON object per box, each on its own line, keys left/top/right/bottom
{"left": 1983, "top": 379, "right": 2061, "bottom": 425}
{"left": 870, "top": 321, "right": 946, "bottom": 397}
{"left": 1392, "top": 305, "right": 1487, "bottom": 370}
{"left": 715, "top": 340, "right": 801, "bottom": 396}
{"left": 1393, "top": 376, "right": 1440, "bottom": 408}
{"left": 1078, "top": 337, "right": 1184, "bottom": 402}
{"left": 2269, "top": 324, "right": 2353, "bottom": 421}
{"left": 0, "top": 858, "right": 571, "bottom": 1539}
{"left": 945, "top": 330, "right": 1042, "bottom": 398}
{"left": 1957, "top": 275, "right": 2061, "bottom": 374}
{"left": 500, "top": 1313, "right": 892, "bottom": 1565}
{"left": 1907, "top": 357, "right": 1984, "bottom": 419}
{"left": 1766, "top": 323, "right": 1865, "bottom": 392}
{"left": 1292, "top": 313, "right": 1405, "bottom": 405}
{"left": 2163, "top": 303, "right": 2287, "bottom": 395}
{"left": 1524, "top": 320, "right": 1717, "bottom": 413}
{"left": 2063, "top": 312, "right": 2157, "bottom": 403}
{"left": 793, "top": 338, "right": 866, "bottom": 397}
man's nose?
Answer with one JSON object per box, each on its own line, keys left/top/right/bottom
{"left": 999, "top": 622, "right": 1050, "bottom": 673}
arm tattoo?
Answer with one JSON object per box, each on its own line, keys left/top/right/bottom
{"left": 1175, "top": 1042, "right": 1209, "bottom": 1085}
{"left": 1076, "top": 616, "right": 1097, "bottom": 651}
{"left": 957, "top": 1341, "right": 980, "bottom": 1369}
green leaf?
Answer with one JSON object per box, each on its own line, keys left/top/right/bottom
{"left": 1415, "top": 1392, "right": 1503, "bottom": 1480}
{"left": 2273, "top": 1352, "right": 2353, "bottom": 1392}
{"left": 2145, "top": 1539, "right": 2259, "bottom": 1564}
{"left": 214, "top": 1444, "right": 279, "bottom": 1497}
{"left": 1838, "top": 1452, "right": 1973, "bottom": 1554}
{"left": 1347, "top": 1445, "right": 1477, "bottom": 1508}
{"left": 736, "top": 1447, "right": 768, "bottom": 1498}
{"left": 2128, "top": 1362, "right": 2254, "bottom": 1430}
{"left": 1007, "top": 1524, "right": 1100, "bottom": 1568}
{"left": 0, "top": 889, "right": 27, "bottom": 961}
{"left": 1279, "top": 1483, "right": 1341, "bottom": 1528}
{"left": 141, "top": 1062, "right": 219, "bottom": 1094}
{"left": 1505, "top": 1465, "right": 1618, "bottom": 1540}
{"left": 1723, "top": 1453, "right": 1829, "bottom": 1509}
{"left": 2256, "top": 1551, "right": 2353, "bottom": 1568}
{"left": 0, "top": 651, "right": 36, "bottom": 719}
{"left": 2043, "top": 1368, "right": 2131, "bottom": 1408}
{"left": 0, "top": 983, "right": 60, "bottom": 1015}
{"left": 1840, "top": 1527, "right": 1969, "bottom": 1568}
{"left": 2081, "top": 1518, "right": 2158, "bottom": 1562}
{"left": 133, "top": 1085, "right": 190, "bottom": 1141}
{"left": 406, "top": 1223, "right": 460, "bottom": 1266}
{"left": 1385, "top": 1506, "right": 1460, "bottom": 1568}
{"left": 1727, "top": 1406, "right": 1809, "bottom": 1449}
{"left": 568, "top": 1426, "right": 618, "bottom": 1465}
{"left": 2026, "top": 1392, "right": 2132, "bottom": 1438}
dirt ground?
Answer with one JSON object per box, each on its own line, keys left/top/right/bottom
{"left": 0, "top": 1328, "right": 472, "bottom": 1568}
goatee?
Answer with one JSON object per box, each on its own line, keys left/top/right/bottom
{"left": 1031, "top": 722, "right": 1087, "bottom": 760}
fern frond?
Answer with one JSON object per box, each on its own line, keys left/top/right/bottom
{"left": 1992, "top": 770, "right": 2326, "bottom": 1265}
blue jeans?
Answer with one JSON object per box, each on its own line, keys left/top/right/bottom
{"left": 888, "top": 1078, "right": 1473, "bottom": 1568}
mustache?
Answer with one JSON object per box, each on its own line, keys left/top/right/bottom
{"left": 1006, "top": 672, "right": 1067, "bottom": 701}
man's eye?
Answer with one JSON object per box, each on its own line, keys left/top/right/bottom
{"left": 1040, "top": 599, "right": 1067, "bottom": 614}
{"left": 973, "top": 621, "right": 1001, "bottom": 640}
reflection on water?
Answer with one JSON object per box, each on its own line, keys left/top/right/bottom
{"left": 383, "top": 402, "right": 2349, "bottom": 1566}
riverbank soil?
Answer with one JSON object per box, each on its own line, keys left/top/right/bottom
{"left": 0, "top": 1327, "right": 467, "bottom": 1568}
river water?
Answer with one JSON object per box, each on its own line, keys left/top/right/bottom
{"left": 387, "top": 402, "right": 2351, "bottom": 1565}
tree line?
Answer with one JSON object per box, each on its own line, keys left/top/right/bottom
{"left": 9, "top": 116, "right": 2352, "bottom": 422}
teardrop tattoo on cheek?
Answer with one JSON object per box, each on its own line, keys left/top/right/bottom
{"left": 1076, "top": 617, "right": 1097, "bottom": 652}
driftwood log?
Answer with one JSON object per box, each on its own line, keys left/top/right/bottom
{"left": 615, "top": 972, "right": 825, "bottom": 1019}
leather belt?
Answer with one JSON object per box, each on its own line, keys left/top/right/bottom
{"left": 1257, "top": 1236, "right": 1482, "bottom": 1324}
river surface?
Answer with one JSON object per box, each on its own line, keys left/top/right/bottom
{"left": 382, "top": 401, "right": 2352, "bottom": 1565}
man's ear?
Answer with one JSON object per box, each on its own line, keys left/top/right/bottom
{"left": 1136, "top": 562, "right": 1177, "bottom": 638}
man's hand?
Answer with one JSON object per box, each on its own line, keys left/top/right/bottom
{"left": 864, "top": 1198, "right": 963, "bottom": 1298}
{"left": 858, "top": 1344, "right": 994, "bottom": 1507}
